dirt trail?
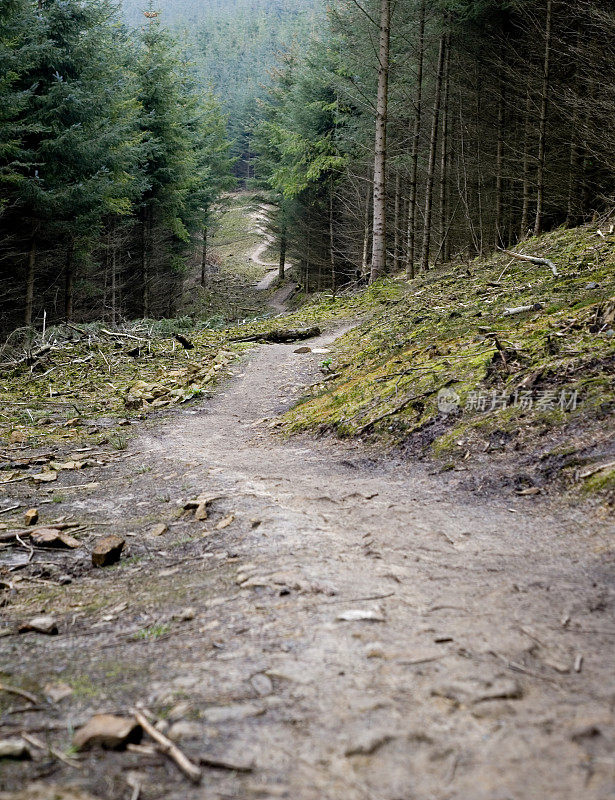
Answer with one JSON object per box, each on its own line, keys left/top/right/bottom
{"left": 3, "top": 328, "right": 614, "bottom": 800}
{"left": 249, "top": 207, "right": 298, "bottom": 310}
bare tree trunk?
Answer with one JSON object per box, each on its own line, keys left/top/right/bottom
{"left": 24, "top": 233, "right": 37, "bottom": 326}
{"left": 420, "top": 27, "right": 447, "bottom": 273}
{"left": 438, "top": 34, "right": 451, "bottom": 264}
{"left": 361, "top": 173, "right": 371, "bottom": 276}
{"left": 534, "top": 0, "right": 553, "bottom": 237}
{"left": 406, "top": 0, "right": 426, "bottom": 280}
{"left": 64, "top": 242, "right": 74, "bottom": 322}
{"left": 370, "top": 0, "right": 391, "bottom": 282}
{"left": 111, "top": 237, "right": 117, "bottom": 325}
{"left": 279, "top": 222, "right": 287, "bottom": 280}
{"left": 329, "top": 179, "right": 336, "bottom": 290}
{"left": 393, "top": 171, "right": 401, "bottom": 272}
{"left": 495, "top": 81, "right": 505, "bottom": 247}
{"left": 201, "top": 227, "right": 208, "bottom": 287}
{"left": 520, "top": 76, "right": 532, "bottom": 237}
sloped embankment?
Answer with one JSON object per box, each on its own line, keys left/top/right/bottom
{"left": 285, "top": 225, "right": 615, "bottom": 503}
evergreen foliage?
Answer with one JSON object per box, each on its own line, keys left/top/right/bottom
{"left": 0, "top": 0, "right": 234, "bottom": 330}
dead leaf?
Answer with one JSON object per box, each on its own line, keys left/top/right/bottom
{"left": 216, "top": 514, "right": 235, "bottom": 530}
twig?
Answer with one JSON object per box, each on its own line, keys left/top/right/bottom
{"left": 132, "top": 709, "right": 202, "bottom": 784}
{"left": 0, "top": 683, "right": 40, "bottom": 705}
{"left": 0, "top": 504, "right": 20, "bottom": 515}
{"left": 15, "top": 533, "right": 34, "bottom": 563}
{"left": 21, "top": 731, "right": 81, "bottom": 769}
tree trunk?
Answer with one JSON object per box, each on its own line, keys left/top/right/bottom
{"left": 420, "top": 27, "right": 447, "bottom": 273}
{"left": 64, "top": 242, "right": 74, "bottom": 322}
{"left": 438, "top": 34, "right": 451, "bottom": 264}
{"left": 520, "top": 76, "right": 532, "bottom": 237}
{"left": 24, "top": 233, "right": 37, "bottom": 326}
{"left": 370, "top": 0, "right": 391, "bottom": 282}
{"left": 142, "top": 209, "right": 151, "bottom": 318}
{"left": 393, "top": 171, "right": 401, "bottom": 272}
{"left": 495, "top": 81, "right": 505, "bottom": 247}
{"left": 361, "top": 173, "right": 371, "bottom": 276}
{"left": 406, "top": 0, "right": 426, "bottom": 280}
{"left": 329, "top": 179, "right": 336, "bottom": 290}
{"left": 279, "top": 222, "right": 287, "bottom": 280}
{"left": 201, "top": 227, "right": 208, "bottom": 287}
{"left": 534, "top": 0, "right": 553, "bottom": 237}
{"left": 111, "top": 237, "right": 117, "bottom": 325}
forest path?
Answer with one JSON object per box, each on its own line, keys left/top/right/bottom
{"left": 249, "top": 206, "right": 299, "bottom": 309}
{"left": 4, "top": 327, "right": 614, "bottom": 800}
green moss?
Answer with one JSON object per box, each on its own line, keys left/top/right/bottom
{"left": 283, "top": 222, "right": 615, "bottom": 476}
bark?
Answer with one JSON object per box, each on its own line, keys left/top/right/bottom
{"left": 534, "top": 0, "right": 553, "bottom": 237}
{"left": 406, "top": 0, "right": 426, "bottom": 280}
{"left": 420, "top": 27, "right": 447, "bottom": 273}
{"left": 370, "top": 0, "right": 391, "bottom": 282}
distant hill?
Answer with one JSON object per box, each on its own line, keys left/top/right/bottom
{"left": 121, "top": 0, "right": 323, "bottom": 171}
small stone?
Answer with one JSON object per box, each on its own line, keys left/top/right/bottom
{"left": 24, "top": 508, "right": 39, "bottom": 526}
{"left": 19, "top": 615, "right": 58, "bottom": 635}
{"left": 0, "top": 738, "right": 31, "bottom": 759}
{"left": 194, "top": 503, "right": 208, "bottom": 521}
{"left": 203, "top": 703, "right": 264, "bottom": 724}
{"left": 216, "top": 514, "right": 235, "bottom": 530}
{"left": 250, "top": 673, "right": 273, "bottom": 696}
{"left": 177, "top": 607, "right": 196, "bottom": 622}
{"left": 167, "top": 701, "right": 192, "bottom": 721}
{"left": 293, "top": 346, "right": 312, "bottom": 354}
{"left": 73, "top": 714, "right": 142, "bottom": 751}
{"left": 92, "top": 535, "right": 125, "bottom": 567}
{"left": 9, "top": 430, "right": 25, "bottom": 444}
{"left": 168, "top": 721, "right": 202, "bottom": 742}
{"left": 44, "top": 682, "right": 73, "bottom": 703}
{"left": 31, "top": 529, "right": 81, "bottom": 549}
{"left": 150, "top": 523, "right": 168, "bottom": 537}
{"left": 336, "top": 607, "right": 385, "bottom": 623}
{"left": 32, "top": 470, "right": 57, "bottom": 483}
{"left": 585, "top": 281, "right": 599, "bottom": 289}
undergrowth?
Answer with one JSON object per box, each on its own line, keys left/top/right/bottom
{"left": 284, "top": 224, "right": 615, "bottom": 498}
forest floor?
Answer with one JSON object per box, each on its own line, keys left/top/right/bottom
{"left": 1, "top": 203, "right": 614, "bottom": 799}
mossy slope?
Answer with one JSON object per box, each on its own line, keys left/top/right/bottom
{"left": 285, "top": 224, "right": 615, "bottom": 498}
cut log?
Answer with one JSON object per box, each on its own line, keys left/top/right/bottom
{"left": 498, "top": 248, "right": 559, "bottom": 277}
{"left": 230, "top": 326, "right": 321, "bottom": 344}
{"left": 503, "top": 303, "right": 544, "bottom": 317}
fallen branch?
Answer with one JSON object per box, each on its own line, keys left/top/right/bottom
{"left": 503, "top": 303, "right": 544, "bottom": 317}
{"left": 21, "top": 731, "right": 81, "bottom": 769}
{"left": 0, "top": 683, "right": 40, "bottom": 705}
{"left": 100, "top": 329, "right": 146, "bottom": 342}
{"left": 132, "top": 709, "right": 202, "bottom": 784}
{"left": 230, "top": 326, "right": 321, "bottom": 343}
{"left": 498, "top": 248, "right": 559, "bottom": 277}
{"left": 578, "top": 459, "right": 615, "bottom": 480}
